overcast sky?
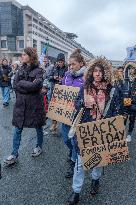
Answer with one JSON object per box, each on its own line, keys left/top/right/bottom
{"left": 18, "top": 0, "right": 136, "bottom": 60}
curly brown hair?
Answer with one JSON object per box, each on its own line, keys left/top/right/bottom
{"left": 24, "top": 47, "right": 39, "bottom": 67}
{"left": 84, "top": 57, "right": 113, "bottom": 92}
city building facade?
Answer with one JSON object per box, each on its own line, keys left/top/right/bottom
{"left": 0, "top": 0, "right": 94, "bottom": 61}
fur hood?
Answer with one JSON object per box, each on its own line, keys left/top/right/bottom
{"left": 124, "top": 61, "right": 136, "bottom": 81}
{"left": 85, "top": 57, "right": 112, "bottom": 83}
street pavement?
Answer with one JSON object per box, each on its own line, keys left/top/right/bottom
{"left": 0, "top": 93, "right": 136, "bottom": 205}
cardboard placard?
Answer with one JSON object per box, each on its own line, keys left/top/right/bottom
{"left": 47, "top": 85, "right": 80, "bottom": 125}
{"left": 76, "top": 116, "right": 130, "bottom": 170}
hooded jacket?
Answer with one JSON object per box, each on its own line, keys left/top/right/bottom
{"left": 120, "top": 62, "right": 136, "bottom": 115}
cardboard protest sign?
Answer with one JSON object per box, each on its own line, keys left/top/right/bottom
{"left": 76, "top": 116, "right": 130, "bottom": 170}
{"left": 47, "top": 85, "right": 80, "bottom": 125}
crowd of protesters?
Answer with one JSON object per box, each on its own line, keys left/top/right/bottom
{"left": 0, "top": 47, "right": 136, "bottom": 205}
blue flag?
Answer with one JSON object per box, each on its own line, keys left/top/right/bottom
{"left": 39, "top": 42, "right": 49, "bottom": 65}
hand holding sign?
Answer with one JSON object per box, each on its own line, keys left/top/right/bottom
{"left": 47, "top": 85, "right": 80, "bottom": 125}
{"left": 76, "top": 116, "right": 130, "bottom": 170}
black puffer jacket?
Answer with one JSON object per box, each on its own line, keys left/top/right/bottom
{"left": 0, "top": 65, "right": 12, "bottom": 87}
{"left": 12, "top": 64, "right": 45, "bottom": 128}
{"left": 49, "top": 65, "right": 68, "bottom": 84}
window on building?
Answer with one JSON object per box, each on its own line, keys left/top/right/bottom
{"left": 39, "top": 22, "right": 43, "bottom": 27}
{"left": 1, "top": 40, "right": 7, "bottom": 48}
{"left": 7, "top": 37, "right": 16, "bottom": 51}
{"left": 19, "top": 40, "right": 24, "bottom": 49}
{"left": 33, "top": 18, "right": 38, "bottom": 24}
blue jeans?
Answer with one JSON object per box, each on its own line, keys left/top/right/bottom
{"left": 11, "top": 127, "right": 44, "bottom": 157}
{"left": 1, "top": 86, "right": 10, "bottom": 104}
{"left": 47, "top": 82, "right": 53, "bottom": 102}
{"left": 72, "top": 155, "right": 103, "bottom": 193}
{"left": 61, "top": 124, "right": 77, "bottom": 162}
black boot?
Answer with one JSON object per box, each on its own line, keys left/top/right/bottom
{"left": 90, "top": 179, "right": 100, "bottom": 195}
{"left": 65, "top": 192, "right": 79, "bottom": 205}
{"left": 65, "top": 161, "right": 75, "bottom": 178}
{"left": 67, "top": 150, "right": 72, "bottom": 162}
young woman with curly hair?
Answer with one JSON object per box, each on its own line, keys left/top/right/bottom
{"left": 66, "top": 57, "right": 122, "bottom": 205}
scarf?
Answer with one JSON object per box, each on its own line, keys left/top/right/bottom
{"left": 84, "top": 82, "right": 108, "bottom": 120}
{"left": 71, "top": 66, "right": 87, "bottom": 78}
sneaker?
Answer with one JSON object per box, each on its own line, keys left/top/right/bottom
{"left": 90, "top": 179, "right": 100, "bottom": 195}
{"left": 31, "top": 146, "right": 42, "bottom": 157}
{"left": 3, "top": 102, "right": 9, "bottom": 107}
{"left": 44, "top": 131, "right": 49, "bottom": 135}
{"left": 65, "top": 192, "right": 79, "bottom": 205}
{"left": 4, "top": 155, "right": 18, "bottom": 166}
{"left": 126, "top": 135, "right": 131, "bottom": 142}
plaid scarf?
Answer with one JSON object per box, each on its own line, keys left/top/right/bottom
{"left": 84, "top": 82, "right": 108, "bottom": 120}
